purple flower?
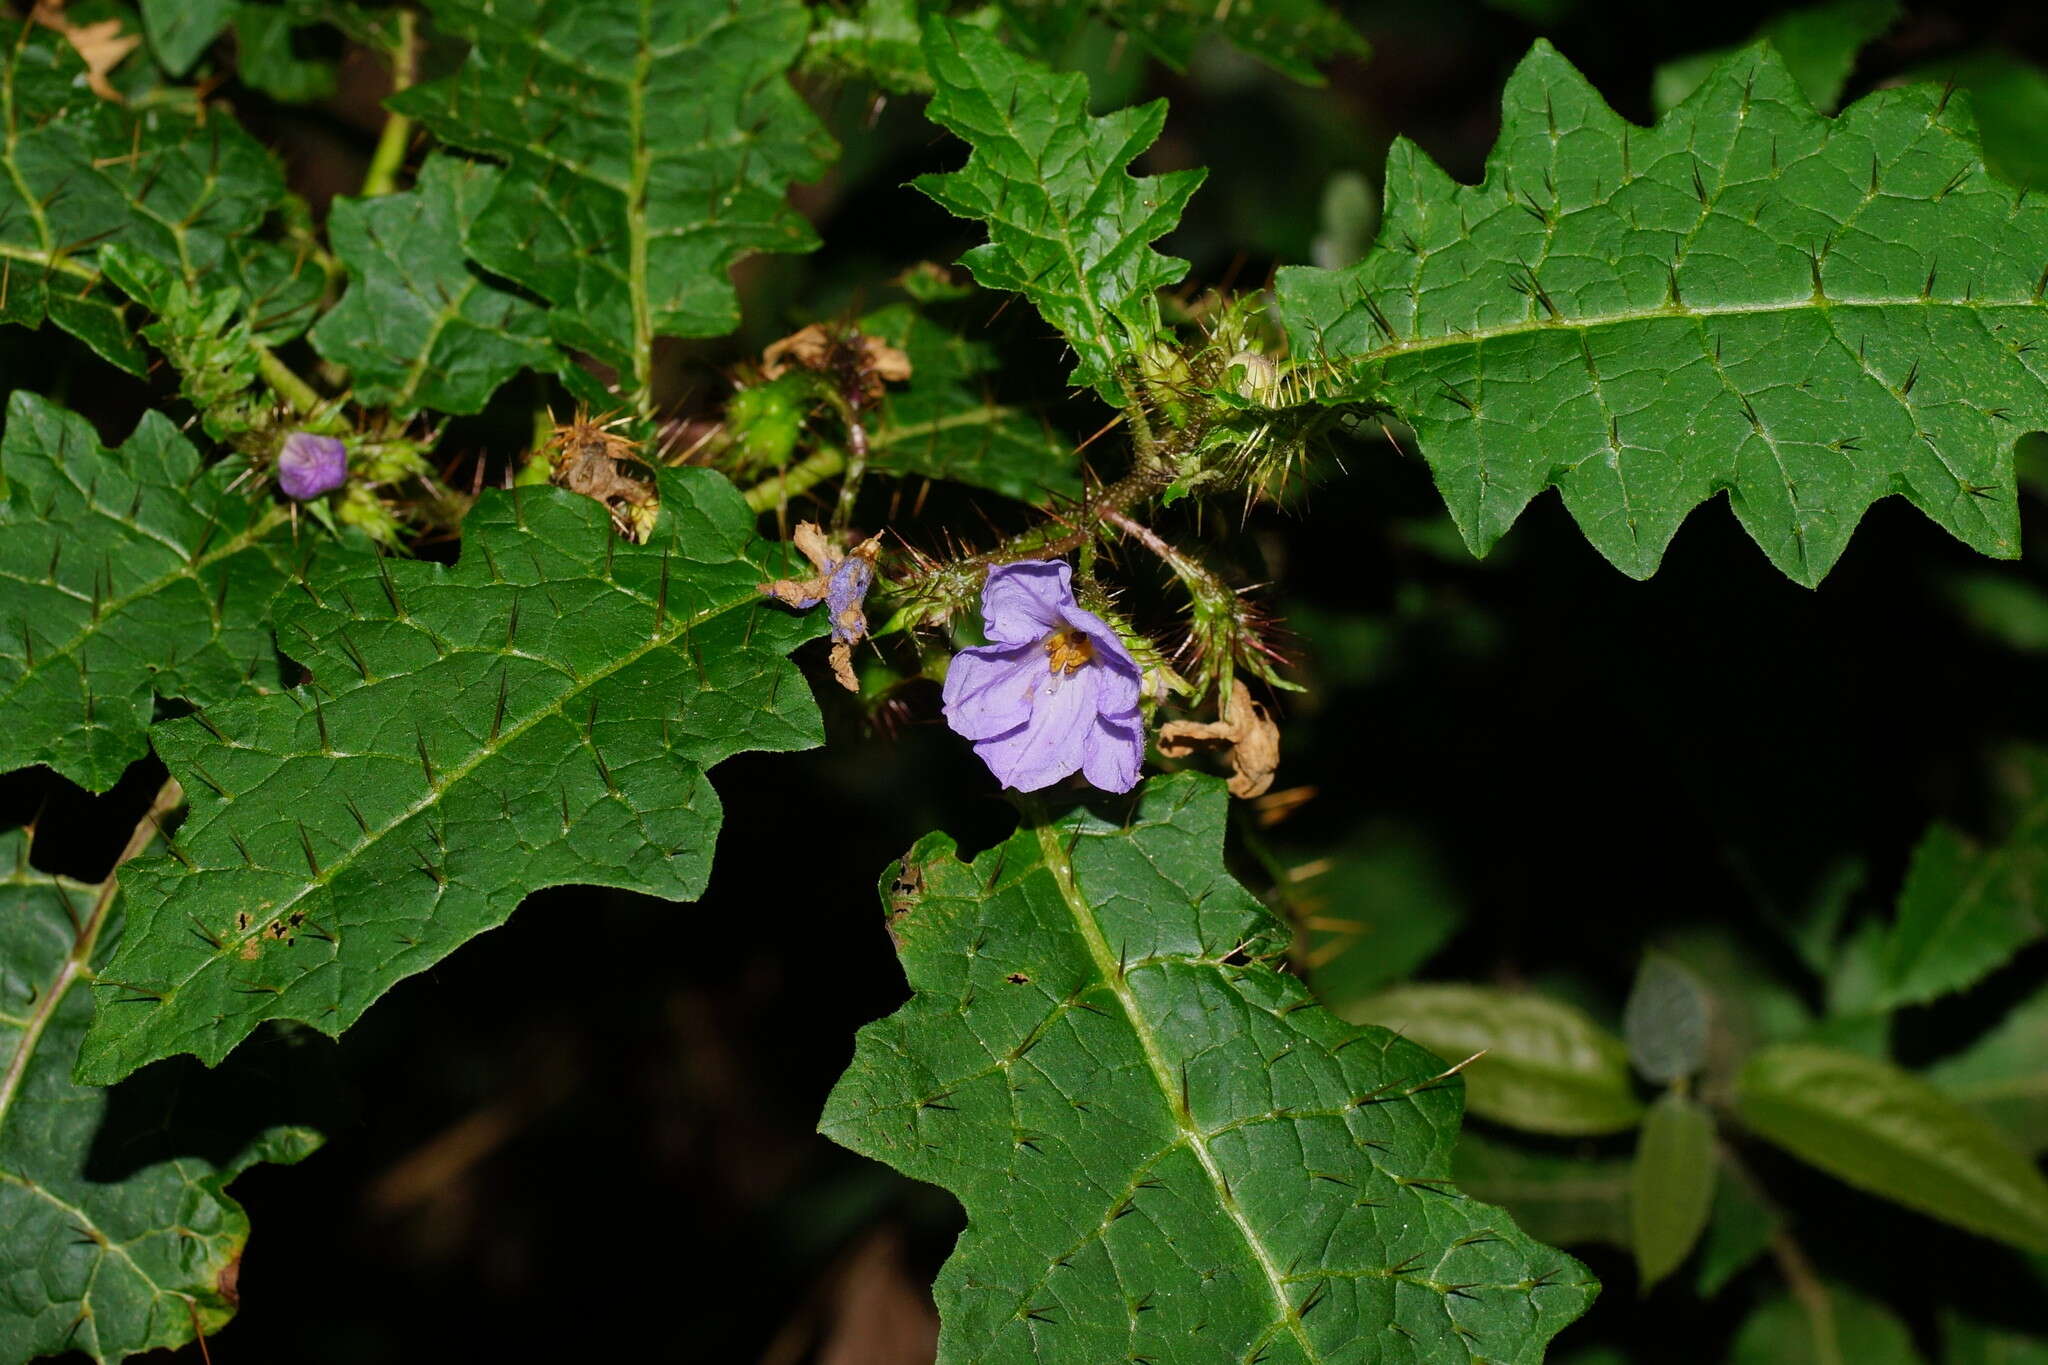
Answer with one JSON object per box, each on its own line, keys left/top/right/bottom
{"left": 276, "top": 432, "right": 348, "bottom": 500}
{"left": 942, "top": 560, "right": 1144, "bottom": 793}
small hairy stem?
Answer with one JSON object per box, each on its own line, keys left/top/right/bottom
{"left": 831, "top": 411, "right": 870, "bottom": 535}
{"left": 744, "top": 447, "right": 846, "bottom": 513}
{"left": 256, "top": 345, "right": 330, "bottom": 422}
{"left": 360, "top": 10, "right": 419, "bottom": 198}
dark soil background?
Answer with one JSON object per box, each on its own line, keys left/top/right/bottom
{"left": 8, "top": 0, "right": 2048, "bottom": 1360}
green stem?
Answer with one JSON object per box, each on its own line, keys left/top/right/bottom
{"left": 744, "top": 447, "right": 847, "bottom": 513}
{"left": 256, "top": 345, "right": 329, "bottom": 421}
{"left": 0, "top": 779, "right": 180, "bottom": 1129}
{"left": 360, "top": 10, "right": 418, "bottom": 198}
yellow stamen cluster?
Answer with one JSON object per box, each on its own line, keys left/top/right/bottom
{"left": 1044, "top": 628, "right": 1095, "bottom": 674}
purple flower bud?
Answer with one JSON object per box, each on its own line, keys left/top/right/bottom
{"left": 276, "top": 432, "right": 348, "bottom": 500}
{"left": 941, "top": 560, "right": 1144, "bottom": 793}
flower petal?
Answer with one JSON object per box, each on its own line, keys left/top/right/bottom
{"left": 980, "top": 560, "right": 1073, "bottom": 644}
{"left": 1059, "top": 603, "right": 1142, "bottom": 714}
{"left": 942, "top": 642, "right": 1048, "bottom": 741}
{"left": 969, "top": 665, "right": 1100, "bottom": 791}
{"left": 1082, "top": 712, "right": 1144, "bottom": 793}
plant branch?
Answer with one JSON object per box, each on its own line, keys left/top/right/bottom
{"left": 0, "top": 778, "right": 182, "bottom": 1126}
{"left": 360, "top": 10, "right": 419, "bottom": 198}
{"left": 744, "top": 447, "right": 847, "bottom": 513}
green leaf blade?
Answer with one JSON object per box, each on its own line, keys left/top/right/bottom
{"left": 914, "top": 18, "right": 1206, "bottom": 404}
{"left": 0, "top": 395, "right": 294, "bottom": 791}
{"left": 76, "top": 469, "right": 825, "bottom": 1085}
{"left": 1880, "top": 763, "right": 2048, "bottom": 1008}
{"left": 1, "top": 19, "right": 289, "bottom": 372}
{"left": 0, "top": 830, "right": 319, "bottom": 1364}
{"left": 824, "top": 776, "right": 1596, "bottom": 1363}
{"left": 1345, "top": 984, "right": 1645, "bottom": 1136}
{"left": 392, "top": 0, "right": 836, "bottom": 409}
{"left": 1278, "top": 41, "right": 2048, "bottom": 586}
{"left": 310, "top": 155, "right": 557, "bottom": 417}
{"left": 1629, "top": 1092, "right": 1716, "bottom": 1290}
{"left": 860, "top": 301, "right": 1082, "bottom": 504}
{"left": 1737, "top": 1042, "right": 2048, "bottom": 1253}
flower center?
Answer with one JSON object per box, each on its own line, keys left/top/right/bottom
{"left": 1044, "top": 628, "right": 1094, "bottom": 674}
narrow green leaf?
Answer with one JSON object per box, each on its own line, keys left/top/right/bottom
{"left": 139, "top": 0, "right": 238, "bottom": 76}
{"left": 859, "top": 301, "right": 1082, "bottom": 504}
{"left": 1925, "top": 982, "right": 2048, "bottom": 1156}
{"left": 1651, "top": 0, "right": 1901, "bottom": 116}
{"left": 1695, "top": 1168, "right": 1779, "bottom": 1297}
{"left": 1278, "top": 41, "right": 2048, "bottom": 586}
{"left": 914, "top": 17, "right": 1206, "bottom": 404}
{"left": 391, "top": 0, "right": 836, "bottom": 412}
{"left": 1881, "top": 761, "right": 2048, "bottom": 1007}
{"left": 310, "top": 154, "right": 557, "bottom": 418}
{"left": 0, "top": 394, "right": 295, "bottom": 792}
{"left": 823, "top": 775, "right": 1597, "bottom": 1363}
{"left": 1623, "top": 952, "right": 1711, "bottom": 1083}
{"left": 1628, "top": 1091, "right": 1715, "bottom": 1290}
{"left": 1346, "top": 984, "right": 1645, "bottom": 1135}
{"left": 1, "top": 829, "right": 320, "bottom": 1364}
{"left": 77, "top": 469, "right": 825, "bottom": 1085}
{"left": 1453, "top": 1131, "right": 1632, "bottom": 1250}
{"left": 1737, "top": 1043, "right": 2048, "bottom": 1253}
{"left": 1732, "top": 1286, "right": 1923, "bottom": 1365}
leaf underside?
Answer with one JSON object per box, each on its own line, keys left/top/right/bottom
{"left": 77, "top": 469, "right": 825, "bottom": 1085}
{"left": 823, "top": 775, "right": 1596, "bottom": 1364}
{"left": 390, "top": 0, "right": 836, "bottom": 402}
{"left": 0, "top": 832, "right": 319, "bottom": 1364}
{"left": 1278, "top": 40, "right": 2048, "bottom": 586}
{"left": 0, "top": 394, "right": 297, "bottom": 793}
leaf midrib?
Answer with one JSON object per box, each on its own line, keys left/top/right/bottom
{"left": 1033, "top": 819, "right": 1323, "bottom": 1365}
{"left": 1319, "top": 291, "right": 2033, "bottom": 386}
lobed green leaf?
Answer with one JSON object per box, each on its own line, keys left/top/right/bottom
{"left": 390, "top": 0, "right": 836, "bottom": 411}
{"left": 0, "top": 830, "right": 319, "bottom": 1364}
{"left": 914, "top": 17, "right": 1206, "bottom": 404}
{"left": 0, "top": 395, "right": 299, "bottom": 792}
{"left": 0, "top": 18, "right": 294, "bottom": 372}
{"left": 824, "top": 775, "right": 1596, "bottom": 1363}
{"left": 77, "top": 469, "right": 825, "bottom": 1085}
{"left": 310, "top": 153, "right": 557, "bottom": 418}
{"left": 1278, "top": 41, "right": 2048, "bottom": 585}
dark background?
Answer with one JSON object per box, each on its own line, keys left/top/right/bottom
{"left": 8, "top": 0, "right": 2048, "bottom": 1359}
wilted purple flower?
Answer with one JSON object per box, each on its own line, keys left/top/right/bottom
{"left": 826, "top": 549, "right": 875, "bottom": 644}
{"left": 276, "top": 432, "right": 347, "bottom": 500}
{"left": 942, "top": 560, "right": 1144, "bottom": 793}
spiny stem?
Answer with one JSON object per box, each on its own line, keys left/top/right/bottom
{"left": 359, "top": 10, "right": 419, "bottom": 198}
